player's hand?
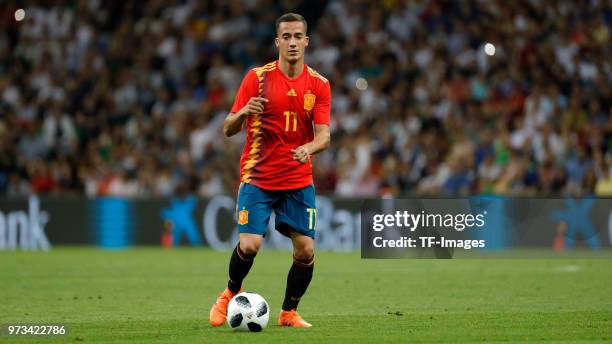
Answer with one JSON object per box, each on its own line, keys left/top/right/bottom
{"left": 240, "top": 97, "right": 268, "bottom": 117}
{"left": 292, "top": 145, "right": 310, "bottom": 164}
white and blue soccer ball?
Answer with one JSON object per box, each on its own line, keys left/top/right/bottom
{"left": 226, "top": 292, "right": 270, "bottom": 332}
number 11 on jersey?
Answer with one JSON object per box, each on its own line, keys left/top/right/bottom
{"left": 284, "top": 111, "right": 297, "bottom": 131}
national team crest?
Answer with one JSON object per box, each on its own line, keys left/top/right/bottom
{"left": 238, "top": 209, "right": 249, "bottom": 225}
{"left": 304, "top": 93, "right": 316, "bottom": 111}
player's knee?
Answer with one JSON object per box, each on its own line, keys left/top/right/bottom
{"left": 239, "top": 240, "right": 261, "bottom": 256}
{"left": 293, "top": 246, "right": 314, "bottom": 262}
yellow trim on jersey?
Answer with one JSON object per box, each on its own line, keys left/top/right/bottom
{"left": 242, "top": 62, "right": 276, "bottom": 183}
{"left": 307, "top": 66, "right": 328, "bottom": 83}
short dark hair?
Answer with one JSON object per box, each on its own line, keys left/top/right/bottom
{"left": 275, "top": 13, "right": 307, "bottom": 34}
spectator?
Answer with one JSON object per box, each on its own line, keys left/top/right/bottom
{"left": 0, "top": 0, "right": 609, "bottom": 199}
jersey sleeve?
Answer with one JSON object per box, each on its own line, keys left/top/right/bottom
{"left": 313, "top": 80, "right": 331, "bottom": 125}
{"left": 230, "top": 70, "right": 258, "bottom": 113}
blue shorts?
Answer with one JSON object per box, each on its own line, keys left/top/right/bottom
{"left": 236, "top": 183, "right": 316, "bottom": 239}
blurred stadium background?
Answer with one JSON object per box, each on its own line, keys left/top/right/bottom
{"left": 1, "top": 0, "right": 610, "bottom": 200}
{"left": 1, "top": 0, "right": 611, "bottom": 251}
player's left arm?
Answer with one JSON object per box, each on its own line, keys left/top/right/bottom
{"left": 292, "top": 124, "right": 330, "bottom": 163}
{"left": 292, "top": 80, "right": 331, "bottom": 164}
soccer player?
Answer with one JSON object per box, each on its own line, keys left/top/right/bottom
{"left": 209, "top": 13, "right": 331, "bottom": 328}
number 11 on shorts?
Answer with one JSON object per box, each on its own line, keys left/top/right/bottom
{"left": 307, "top": 208, "right": 317, "bottom": 230}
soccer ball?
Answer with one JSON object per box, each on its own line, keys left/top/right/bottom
{"left": 226, "top": 292, "right": 269, "bottom": 332}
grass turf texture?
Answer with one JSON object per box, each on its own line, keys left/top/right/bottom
{"left": 1, "top": 248, "right": 611, "bottom": 343}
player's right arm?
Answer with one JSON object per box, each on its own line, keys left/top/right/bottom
{"left": 223, "top": 97, "right": 268, "bottom": 137}
{"left": 223, "top": 70, "right": 268, "bottom": 137}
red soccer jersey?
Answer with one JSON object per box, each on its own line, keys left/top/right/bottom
{"left": 230, "top": 60, "right": 331, "bottom": 190}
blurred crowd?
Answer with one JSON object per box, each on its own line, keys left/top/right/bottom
{"left": 0, "top": 0, "right": 611, "bottom": 198}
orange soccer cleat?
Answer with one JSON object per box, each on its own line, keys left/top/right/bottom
{"left": 278, "top": 309, "right": 312, "bottom": 328}
{"left": 209, "top": 288, "right": 240, "bottom": 326}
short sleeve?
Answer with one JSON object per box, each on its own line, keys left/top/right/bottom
{"left": 313, "top": 81, "right": 331, "bottom": 125}
{"left": 230, "top": 70, "right": 258, "bottom": 113}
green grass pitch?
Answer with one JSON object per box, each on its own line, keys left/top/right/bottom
{"left": 1, "top": 248, "right": 612, "bottom": 343}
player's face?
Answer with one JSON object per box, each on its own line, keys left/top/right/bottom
{"left": 275, "top": 21, "right": 309, "bottom": 64}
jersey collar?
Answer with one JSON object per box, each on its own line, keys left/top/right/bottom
{"left": 275, "top": 60, "right": 308, "bottom": 82}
